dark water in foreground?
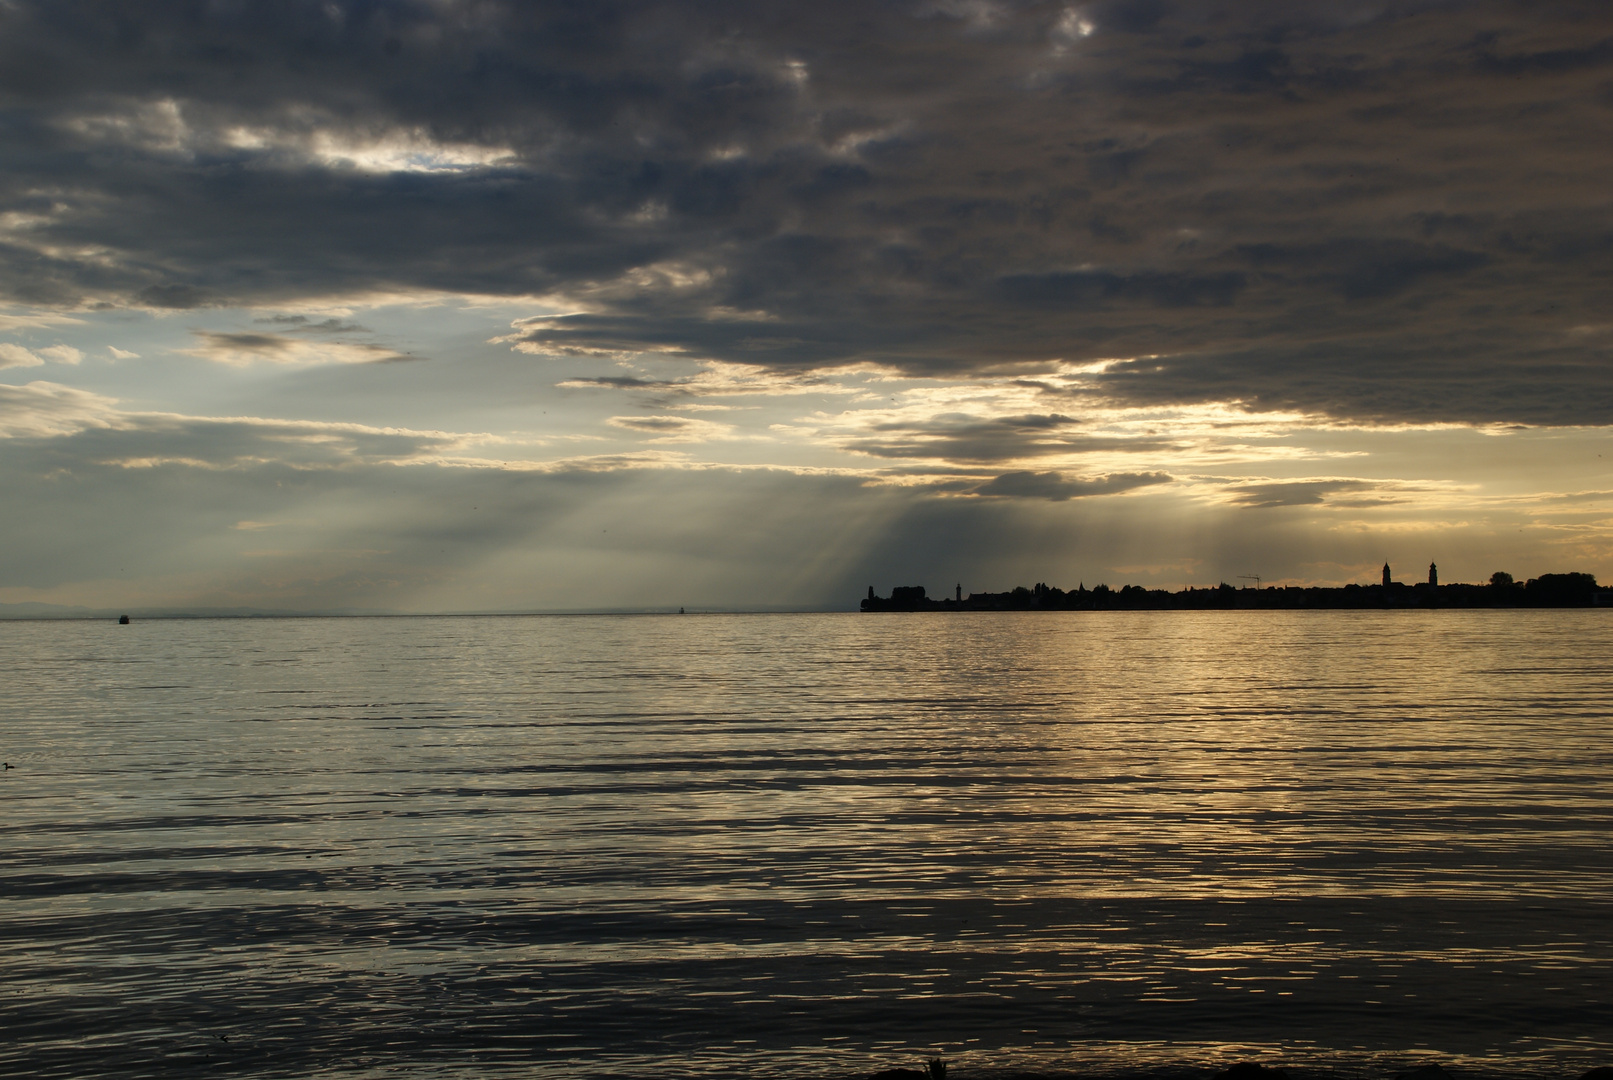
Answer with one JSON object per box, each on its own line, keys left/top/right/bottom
{"left": 2, "top": 611, "right": 1611, "bottom": 1079}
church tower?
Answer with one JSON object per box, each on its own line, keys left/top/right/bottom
{"left": 1428, "top": 562, "right": 1438, "bottom": 587}
{"left": 1382, "top": 562, "right": 1391, "bottom": 587}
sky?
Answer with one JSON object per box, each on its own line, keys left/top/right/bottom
{"left": 1, "top": 0, "right": 1610, "bottom": 613}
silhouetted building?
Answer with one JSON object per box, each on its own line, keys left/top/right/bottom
{"left": 955, "top": 583, "right": 962, "bottom": 602}
{"left": 868, "top": 586, "right": 875, "bottom": 601}
{"left": 891, "top": 585, "right": 927, "bottom": 606}
{"left": 1382, "top": 562, "right": 1391, "bottom": 587}
{"left": 1428, "top": 562, "right": 1437, "bottom": 587}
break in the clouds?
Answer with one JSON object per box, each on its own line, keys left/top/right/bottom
{"left": 1, "top": 0, "right": 1611, "bottom": 610}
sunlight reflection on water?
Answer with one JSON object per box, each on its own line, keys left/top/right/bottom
{"left": 2, "top": 611, "right": 1611, "bottom": 1079}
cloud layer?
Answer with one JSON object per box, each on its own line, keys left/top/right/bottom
{"left": 2, "top": 1, "right": 1611, "bottom": 426}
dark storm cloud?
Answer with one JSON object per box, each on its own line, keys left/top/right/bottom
{"left": 995, "top": 268, "right": 1246, "bottom": 309}
{"left": 1233, "top": 240, "right": 1489, "bottom": 302}
{"left": 4, "top": 1, "right": 1613, "bottom": 423}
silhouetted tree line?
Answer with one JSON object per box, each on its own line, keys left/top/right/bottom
{"left": 861, "top": 573, "right": 1606, "bottom": 611}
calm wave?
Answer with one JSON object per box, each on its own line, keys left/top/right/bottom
{"left": 3, "top": 612, "right": 1611, "bottom": 1079}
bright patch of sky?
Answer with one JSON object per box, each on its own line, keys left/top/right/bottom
{"left": 5, "top": 296, "right": 1610, "bottom": 602}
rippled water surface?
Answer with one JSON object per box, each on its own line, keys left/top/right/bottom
{"left": 3, "top": 611, "right": 1611, "bottom": 1079}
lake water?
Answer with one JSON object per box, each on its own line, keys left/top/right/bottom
{"left": 2, "top": 611, "right": 1611, "bottom": 1080}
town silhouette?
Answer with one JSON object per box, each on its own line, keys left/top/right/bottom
{"left": 863, "top": 565, "right": 1606, "bottom": 611}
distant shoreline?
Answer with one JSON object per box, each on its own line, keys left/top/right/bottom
{"left": 1, "top": 574, "right": 1608, "bottom": 621}
{"left": 863, "top": 573, "right": 1608, "bottom": 611}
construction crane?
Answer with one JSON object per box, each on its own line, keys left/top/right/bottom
{"left": 1238, "top": 574, "right": 1262, "bottom": 590}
